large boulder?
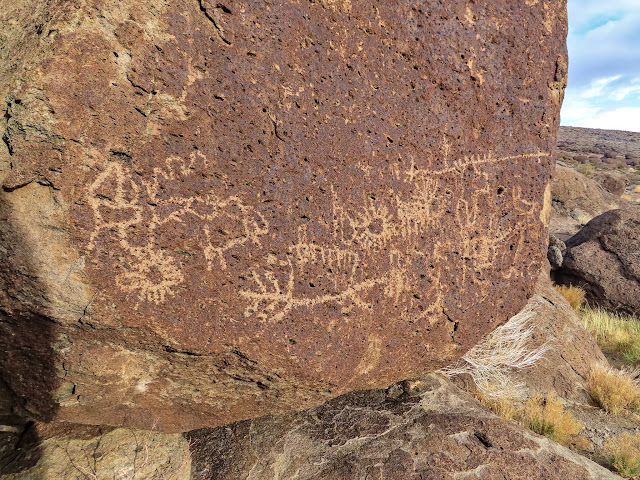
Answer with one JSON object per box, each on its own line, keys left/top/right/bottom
{"left": 593, "top": 171, "right": 629, "bottom": 196}
{"left": 0, "top": 0, "right": 567, "bottom": 431}
{"left": 554, "top": 207, "right": 640, "bottom": 315}
{"left": 0, "top": 378, "right": 619, "bottom": 480}
{"left": 499, "top": 272, "right": 606, "bottom": 402}
{"left": 186, "top": 374, "right": 617, "bottom": 480}
{"left": 0, "top": 272, "right": 615, "bottom": 479}
{"left": 550, "top": 165, "right": 619, "bottom": 239}
{"left": 0, "top": 424, "right": 191, "bottom": 479}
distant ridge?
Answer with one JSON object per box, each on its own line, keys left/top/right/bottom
{"left": 558, "top": 126, "right": 640, "bottom": 158}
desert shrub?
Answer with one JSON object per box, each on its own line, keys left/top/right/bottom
{"left": 440, "top": 308, "right": 549, "bottom": 400}
{"left": 577, "top": 163, "right": 595, "bottom": 176}
{"left": 553, "top": 284, "right": 586, "bottom": 312}
{"left": 521, "top": 395, "right": 583, "bottom": 446}
{"left": 474, "top": 390, "right": 518, "bottom": 421}
{"left": 604, "top": 432, "right": 640, "bottom": 477}
{"left": 474, "top": 390, "right": 583, "bottom": 447}
{"left": 588, "top": 365, "right": 640, "bottom": 414}
{"left": 581, "top": 307, "right": 640, "bottom": 365}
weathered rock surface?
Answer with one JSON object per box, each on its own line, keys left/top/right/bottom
{"left": 0, "top": 0, "right": 567, "bottom": 431}
{"left": 187, "top": 374, "right": 619, "bottom": 480}
{"left": 547, "top": 233, "right": 566, "bottom": 270}
{"left": 554, "top": 207, "right": 640, "bottom": 315}
{"left": 0, "top": 424, "right": 191, "bottom": 479}
{"left": 499, "top": 272, "right": 606, "bottom": 403}
{"left": 0, "top": 272, "right": 616, "bottom": 479}
{"left": 593, "top": 171, "right": 629, "bottom": 196}
{"left": 550, "top": 165, "right": 619, "bottom": 239}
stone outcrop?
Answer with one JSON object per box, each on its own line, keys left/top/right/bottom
{"left": 0, "top": 424, "right": 191, "bottom": 479}
{"left": 547, "top": 233, "right": 566, "bottom": 270}
{"left": 0, "top": 272, "right": 616, "bottom": 479}
{"left": 550, "top": 165, "right": 619, "bottom": 239}
{"left": 0, "top": 0, "right": 568, "bottom": 432}
{"left": 497, "top": 272, "right": 606, "bottom": 403}
{"left": 593, "top": 171, "right": 629, "bottom": 196}
{"left": 186, "top": 374, "right": 618, "bottom": 480}
{"left": 554, "top": 207, "right": 640, "bottom": 316}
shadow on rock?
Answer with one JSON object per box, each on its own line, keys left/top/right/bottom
{"left": 0, "top": 184, "right": 63, "bottom": 473}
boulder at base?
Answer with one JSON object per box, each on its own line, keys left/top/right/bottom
{"left": 593, "top": 171, "right": 629, "bottom": 196}
{"left": 0, "top": 0, "right": 567, "bottom": 431}
{"left": 187, "top": 375, "right": 617, "bottom": 480}
{"left": 554, "top": 206, "right": 640, "bottom": 316}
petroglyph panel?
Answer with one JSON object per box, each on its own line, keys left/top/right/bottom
{"left": 80, "top": 143, "right": 551, "bottom": 378}
{"left": 0, "top": 0, "right": 567, "bottom": 431}
{"left": 86, "top": 152, "right": 269, "bottom": 304}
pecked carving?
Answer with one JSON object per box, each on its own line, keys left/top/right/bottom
{"left": 0, "top": 0, "right": 566, "bottom": 431}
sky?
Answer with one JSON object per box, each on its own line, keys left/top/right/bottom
{"left": 560, "top": 0, "right": 640, "bottom": 132}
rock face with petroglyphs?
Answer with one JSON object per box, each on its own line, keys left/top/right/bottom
{"left": 0, "top": 0, "right": 567, "bottom": 432}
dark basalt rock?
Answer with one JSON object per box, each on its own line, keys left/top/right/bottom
{"left": 554, "top": 206, "right": 640, "bottom": 316}
{"left": 0, "top": 0, "right": 567, "bottom": 431}
{"left": 187, "top": 374, "right": 616, "bottom": 480}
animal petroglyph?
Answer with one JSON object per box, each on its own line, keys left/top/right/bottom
{"left": 239, "top": 150, "right": 551, "bottom": 324}
{"left": 86, "top": 151, "right": 269, "bottom": 304}
{"left": 85, "top": 146, "right": 549, "bottom": 316}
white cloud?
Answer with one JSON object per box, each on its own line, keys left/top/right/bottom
{"left": 568, "top": 0, "right": 639, "bottom": 32}
{"left": 610, "top": 80, "right": 640, "bottom": 101}
{"left": 563, "top": 107, "right": 640, "bottom": 132}
{"left": 561, "top": 0, "right": 640, "bottom": 132}
{"left": 580, "top": 76, "right": 622, "bottom": 99}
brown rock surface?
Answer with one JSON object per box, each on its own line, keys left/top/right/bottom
{"left": 502, "top": 272, "right": 606, "bottom": 403}
{"left": 0, "top": 0, "right": 567, "bottom": 431}
{"left": 0, "top": 424, "right": 191, "bottom": 479}
{"left": 187, "top": 374, "right": 619, "bottom": 480}
{"left": 554, "top": 207, "right": 640, "bottom": 316}
{"left": 0, "top": 272, "right": 618, "bottom": 479}
{"left": 593, "top": 170, "right": 629, "bottom": 196}
{"left": 550, "top": 165, "right": 619, "bottom": 238}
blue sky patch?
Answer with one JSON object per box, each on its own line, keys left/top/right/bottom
{"left": 561, "top": 0, "right": 640, "bottom": 131}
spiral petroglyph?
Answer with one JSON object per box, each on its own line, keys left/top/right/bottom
{"left": 85, "top": 144, "right": 549, "bottom": 323}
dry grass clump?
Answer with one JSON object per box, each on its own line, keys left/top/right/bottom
{"left": 588, "top": 365, "right": 640, "bottom": 414}
{"left": 440, "top": 309, "right": 549, "bottom": 400}
{"left": 634, "top": 185, "right": 640, "bottom": 194}
{"left": 622, "top": 194, "right": 634, "bottom": 201}
{"left": 474, "top": 390, "right": 518, "bottom": 422}
{"left": 604, "top": 432, "right": 640, "bottom": 477}
{"left": 520, "top": 395, "right": 583, "bottom": 446}
{"left": 553, "top": 284, "right": 586, "bottom": 312}
{"left": 577, "top": 163, "right": 595, "bottom": 176}
{"left": 474, "top": 391, "right": 583, "bottom": 447}
{"left": 581, "top": 307, "right": 640, "bottom": 364}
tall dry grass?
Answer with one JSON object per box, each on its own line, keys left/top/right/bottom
{"left": 581, "top": 307, "right": 640, "bottom": 365}
{"left": 440, "top": 308, "right": 549, "bottom": 400}
{"left": 587, "top": 365, "right": 640, "bottom": 414}
{"left": 521, "top": 395, "right": 583, "bottom": 446}
{"left": 604, "top": 432, "right": 640, "bottom": 477}
{"left": 553, "top": 284, "right": 586, "bottom": 312}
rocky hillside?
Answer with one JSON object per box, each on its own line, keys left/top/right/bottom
{"left": 558, "top": 126, "right": 640, "bottom": 160}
